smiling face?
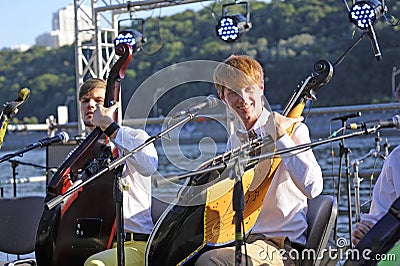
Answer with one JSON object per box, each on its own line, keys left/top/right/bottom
{"left": 219, "top": 84, "right": 264, "bottom": 130}
{"left": 214, "top": 55, "right": 265, "bottom": 130}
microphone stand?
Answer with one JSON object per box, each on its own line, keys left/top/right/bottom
{"left": 325, "top": 30, "right": 379, "bottom": 244}
{"left": 155, "top": 128, "right": 378, "bottom": 186}
{"left": 7, "top": 159, "right": 47, "bottom": 197}
{"left": 0, "top": 137, "right": 51, "bottom": 197}
{"left": 0, "top": 138, "right": 54, "bottom": 164}
{"left": 335, "top": 116, "right": 353, "bottom": 245}
{"left": 44, "top": 112, "right": 202, "bottom": 199}
{"left": 114, "top": 164, "right": 125, "bottom": 266}
{"left": 331, "top": 35, "right": 370, "bottom": 239}
{"left": 45, "top": 112, "right": 201, "bottom": 266}
{"left": 0, "top": 136, "right": 58, "bottom": 196}
{"left": 230, "top": 153, "right": 247, "bottom": 266}
{"left": 153, "top": 136, "right": 274, "bottom": 187}
{"left": 351, "top": 133, "right": 382, "bottom": 223}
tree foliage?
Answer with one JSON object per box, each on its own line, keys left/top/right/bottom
{"left": 0, "top": 0, "right": 399, "bottom": 123}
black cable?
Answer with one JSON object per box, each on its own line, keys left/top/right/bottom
{"left": 251, "top": 0, "right": 279, "bottom": 19}
{"left": 202, "top": 0, "right": 219, "bottom": 21}
{"left": 138, "top": 7, "right": 164, "bottom": 56}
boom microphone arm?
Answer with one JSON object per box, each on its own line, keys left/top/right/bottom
{"left": 153, "top": 126, "right": 377, "bottom": 187}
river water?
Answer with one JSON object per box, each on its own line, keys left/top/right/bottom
{"left": 0, "top": 131, "right": 399, "bottom": 262}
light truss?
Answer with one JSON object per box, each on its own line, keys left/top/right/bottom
{"left": 73, "top": 0, "right": 211, "bottom": 134}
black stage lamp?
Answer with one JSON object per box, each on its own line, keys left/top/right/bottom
{"left": 215, "top": 1, "right": 252, "bottom": 43}
{"left": 115, "top": 18, "right": 147, "bottom": 54}
{"left": 349, "top": 0, "right": 387, "bottom": 61}
{"left": 349, "top": 0, "right": 386, "bottom": 30}
{"left": 114, "top": 29, "right": 146, "bottom": 54}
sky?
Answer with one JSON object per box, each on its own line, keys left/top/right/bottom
{"left": 0, "top": 0, "right": 71, "bottom": 48}
{"left": 0, "top": 0, "right": 206, "bottom": 49}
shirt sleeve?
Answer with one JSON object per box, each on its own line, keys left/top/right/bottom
{"left": 275, "top": 122, "right": 323, "bottom": 198}
{"left": 361, "top": 145, "right": 400, "bottom": 224}
{"left": 112, "top": 126, "right": 158, "bottom": 177}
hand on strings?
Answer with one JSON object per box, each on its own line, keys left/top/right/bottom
{"left": 272, "top": 112, "right": 304, "bottom": 140}
{"left": 93, "top": 102, "right": 120, "bottom": 131}
{"left": 351, "top": 219, "right": 375, "bottom": 246}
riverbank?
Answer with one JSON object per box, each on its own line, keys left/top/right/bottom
{"left": 3, "top": 102, "right": 400, "bottom": 152}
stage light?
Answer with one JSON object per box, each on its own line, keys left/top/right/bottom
{"left": 114, "top": 29, "right": 146, "bottom": 54}
{"left": 349, "top": 0, "right": 386, "bottom": 29}
{"left": 115, "top": 18, "right": 147, "bottom": 54}
{"left": 215, "top": 1, "right": 252, "bottom": 43}
{"left": 349, "top": 0, "right": 387, "bottom": 61}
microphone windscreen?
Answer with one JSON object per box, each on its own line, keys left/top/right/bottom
{"left": 60, "top": 131, "right": 70, "bottom": 143}
{"left": 18, "top": 87, "right": 31, "bottom": 101}
{"left": 394, "top": 115, "right": 400, "bottom": 130}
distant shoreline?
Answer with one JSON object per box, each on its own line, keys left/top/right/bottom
{"left": 3, "top": 107, "right": 399, "bottom": 151}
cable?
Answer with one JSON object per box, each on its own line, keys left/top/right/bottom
{"left": 251, "top": 0, "right": 279, "bottom": 19}
{"left": 140, "top": 7, "right": 165, "bottom": 55}
{"left": 201, "top": 0, "right": 219, "bottom": 21}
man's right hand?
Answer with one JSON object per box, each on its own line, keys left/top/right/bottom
{"left": 93, "top": 102, "right": 120, "bottom": 131}
{"left": 351, "top": 219, "right": 375, "bottom": 246}
{"left": 272, "top": 112, "right": 304, "bottom": 140}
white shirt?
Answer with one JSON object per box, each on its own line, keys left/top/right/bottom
{"left": 227, "top": 109, "right": 323, "bottom": 245}
{"left": 113, "top": 126, "right": 158, "bottom": 234}
{"left": 361, "top": 145, "right": 400, "bottom": 224}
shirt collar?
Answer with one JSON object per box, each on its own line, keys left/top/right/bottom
{"left": 235, "top": 108, "right": 271, "bottom": 137}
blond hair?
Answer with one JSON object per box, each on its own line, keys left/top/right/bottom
{"left": 213, "top": 55, "right": 264, "bottom": 92}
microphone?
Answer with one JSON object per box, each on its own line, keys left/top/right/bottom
{"left": 383, "top": 138, "right": 390, "bottom": 158}
{"left": 172, "top": 95, "right": 219, "bottom": 118}
{"left": 17, "top": 87, "right": 31, "bottom": 101}
{"left": 35, "top": 132, "right": 70, "bottom": 146}
{"left": 0, "top": 131, "right": 70, "bottom": 163}
{"left": 347, "top": 115, "right": 400, "bottom": 130}
{"left": 365, "top": 1, "right": 387, "bottom": 61}
{"left": 374, "top": 132, "right": 382, "bottom": 153}
{"left": 3, "top": 87, "right": 31, "bottom": 117}
{"left": 331, "top": 112, "right": 361, "bottom": 121}
{"left": 367, "top": 24, "right": 382, "bottom": 61}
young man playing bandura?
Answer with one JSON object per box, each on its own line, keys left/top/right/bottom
{"left": 195, "top": 55, "right": 323, "bottom": 265}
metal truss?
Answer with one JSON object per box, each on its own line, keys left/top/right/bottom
{"left": 73, "top": 0, "right": 208, "bottom": 134}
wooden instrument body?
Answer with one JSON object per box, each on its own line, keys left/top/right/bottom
{"left": 35, "top": 43, "right": 133, "bottom": 266}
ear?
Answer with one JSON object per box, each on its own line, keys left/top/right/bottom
{"left": 218, "top": 89, "right": 226, "bottom": 104}
{"left": 259, "top": 82, "right": 264, "bottom": 91}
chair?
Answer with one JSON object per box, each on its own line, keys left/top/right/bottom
{"left": 344, "top": 196, "right": 400, "bottom": 266}
{"left": 302, "top": 194, "right": 338, "bottom": 266}
{"left": 0, "top": 196, "right": 45, "bottom": 266}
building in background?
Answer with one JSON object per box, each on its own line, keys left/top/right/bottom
{"left": 36, "top": 4, "right": 92, "bottom": 49}
{"left": 9, "top": 44, "right": 32, "bottom": 52}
